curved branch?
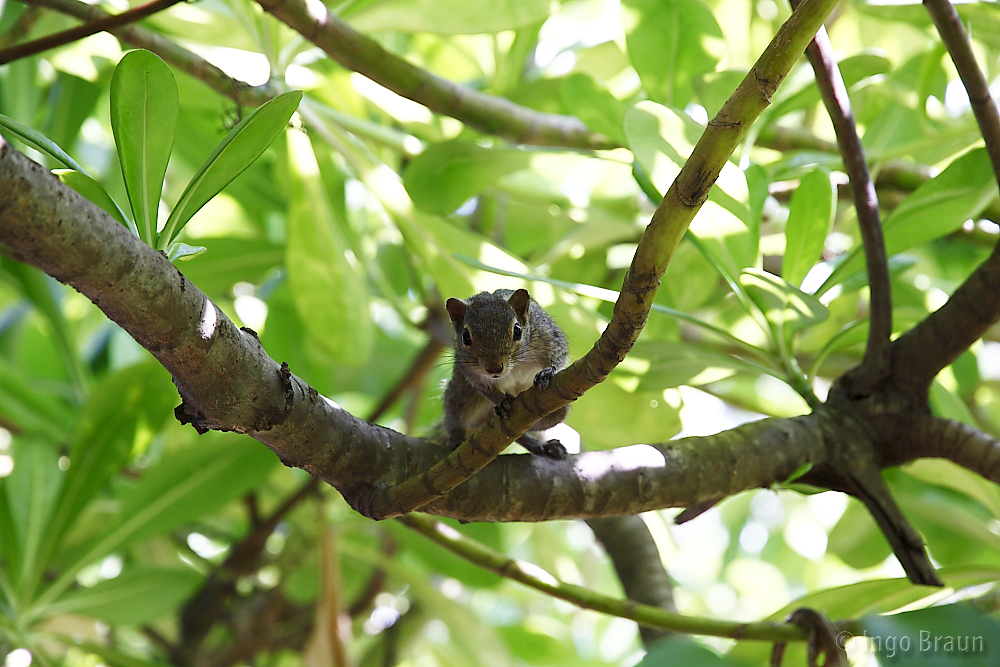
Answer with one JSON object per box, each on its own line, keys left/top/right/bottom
{"left": 0, "top": 0, "right": 183, "bottom": 64}
{"left": 924, "top": 0, "right": 1000, "bottom": 186}
{"left": 23, "top": 0, "right": 278, "bottom": 106}
{"left": 795, "top": 15, "right": 891, "bottom": 395}
{"left": 901, "top": 416, "right": 1000, "bottom": 484}
{"left": 253, "top": 0, "right": 613, "bottom": 150}
{"left": 888, "top": 241, "right": 1000, "bottom": 394}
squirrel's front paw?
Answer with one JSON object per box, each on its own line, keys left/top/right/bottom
{"left": 540, "top": 439, "right": 568, "bottom": 460}
{"left": 494, "top": 393, "right": 515, "bottom": 419}
{"left": 534, "top": 367, "right": 555, "bottom": 389}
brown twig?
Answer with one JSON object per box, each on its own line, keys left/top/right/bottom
{"left": 792, "top": 6, "right": 891, "bottom": 395}
{"left": 252, "top": 0, "right": 616, "bottom": 150}
{"left": 22, "top": 0, "right": 277, "bottom": 106}
{"left": 924, "top": 0, "right": 1000, "bottom": 187}
{"left": 0, "top": 6, "right": 43, "bottom": 49}
{"left": 0, "top": 0, "right": 184, "bottom": 64}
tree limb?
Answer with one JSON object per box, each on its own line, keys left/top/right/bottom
{"left": 22, "top": 0, "right": 278, "bottom": 106}
{"left": 0, "top": 0, "right": 183, "bottom": 64}
{"left": 923, "top": 0, "right": 1000, "bottom": 187}
{"left": 795, "top": 11, "right": 891, "bottom": 396}
{"left": 252, "top": 0, "right": 615, "bottom": 150}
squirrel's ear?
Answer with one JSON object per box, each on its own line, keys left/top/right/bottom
{"left": 508, "top": 289, "right": 530, "bottom": 322}
{"left": 446, "top": 298, "right": 467, "bottom": 328}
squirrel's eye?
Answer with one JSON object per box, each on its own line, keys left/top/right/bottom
{"left": 512, "top": 323, "right": 522, "bottom": 341}
{"left": 462, "top": 329, "right": 472, "bottom": 346}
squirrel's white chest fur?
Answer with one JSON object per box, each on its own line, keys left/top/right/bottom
{"left": 486, "top": 360, "right": 544, "bottom": 395}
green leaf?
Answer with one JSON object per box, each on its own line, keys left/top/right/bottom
{"left": 35, "top": 434, "right": 279, "bottom": 608}
{"left": 30, "top": 362, "right": 177, "bottom": 598}
{"left": 403, "top": 141, "right": 532, "bottom": 215}
{"left": 566, "top": 376, "right": 681, "bottom": 449}
{"left": 166, "top": 242, "right": 208, "bottom": 262}
{"left": 47, "top": 567, "right": 202, "bottom": 624}
{"left": 729, "top": 566, "right": 1000, "bottom": 666}
{"left": 622, "top": 340, "right": 777, "bottom": 390}
{"left": 820, "top": 147, "right": 998, "bottom": 293}
{"left": 54, "top": 170, "right": 136, "bottom": 236}
{"left": 5, "top": 438, "right": 62, "bottom": 593}
{"left": 783, "top": 168, "right": 834, "bottom": 287}
{"left": 286, "top": 129, "right": 373, "bottom": 364}
{"left": 159, "top": 90, "right": 302, "bottom": 250}
{"left": 862, "top": 603, "right": 999, "bottom": 667}
{"left": 110, "top": 50, "right": 178, "bottom": 244}
{"left": 560, "top": 73, "right": 628, "bottom": 145}
{"left": 640, "top": 637, "right": 749, "bottom": 667}
{"left": 740, "top": 268, "right": 828, "bottom": 336}
{"left": 0, "top": 112, "right": 87, "bottom": 172}
{"left": 621, "top": 0, "right": 725, "bottom": 107}
{"left": 345, "top": 0, "right": 553, "bottom": 34}
{"left": 0, "top": 362, "right": 73, "bottom": 442}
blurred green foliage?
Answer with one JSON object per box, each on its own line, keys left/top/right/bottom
{"left": 1, "top": 0, "right": 1000, "bottom": 664}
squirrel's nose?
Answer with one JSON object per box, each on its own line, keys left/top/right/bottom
{"left": 485, "top": 362, "right": 504, "bottom": 376}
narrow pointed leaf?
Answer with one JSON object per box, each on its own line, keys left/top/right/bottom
{"left": 110, "top": 50, "right": 178, "bottom": 244}
{"left": 54, "top": 170, "right": 136, "bottom": 236}
{"left": 0, "top": 112, "right": 86, "bottom": 172}
{"left": 783, "top": 167, "right": 834, "bottom": 287}
{"left": 159, "top": 90, "right": 302, "bottom": 249}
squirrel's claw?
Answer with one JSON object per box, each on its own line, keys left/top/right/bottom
{"left": 494, "top": 393, "right": 515, "bottom": 419}
{"left": 533, "top": 367, "right": 555, "bottom": 389}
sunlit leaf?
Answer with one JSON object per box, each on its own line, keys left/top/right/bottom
{"left": 622, "top": 0, "right": 725, "bottom": 107}
{"left": 403, "top": 141, "right": 531, "bottom": 215}
{"left": 345, "top": 0, "right": 553, "bottom": 34}
{"left": 740, "top": 268, "right": 828, "bottom": 335}
{"left": 820, "top": 148, "right": 997, "bottom": 292}
{"left": 37, "top": 434, "right": 279, "bottom": 607}
{"left": 159, "top": 90, "right": 302, "bottom": 249}
{"left": 0, "top": 112, "right": 87, "bottom": 172}
{"left": 110, "top": 49, "right": 178, "bottom": 244}
{"left": 783, "top": 167, "right": 834, "bottom": 287}
{"left": 286, "top": 129, "right": 373, "bottom": 364}
{"left": 560, "top": 73, "right": 627, "bottom": 145}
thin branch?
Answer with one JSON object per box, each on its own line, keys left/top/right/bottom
{"left": 0, "top": 6, "right": 42, "bottom": 49}
{"left": 793, "top": 8, "right": 891, "bottom": 395}
{"left": 924, "top": 0, "right": 1000, "bottom": 187}
{"left": 398, "top": 512, "right": 808, "bottom": 642}
{"left": 22, "top": 0, "right": 277, "bottom": 106}
{"left": 253, "top": 0, "right": 614, "bottom": 150}
{"left": 0, "top": 0, "right": 183, "bottom": 64}
{"left": 586, "top": 516, "right": 675, "bottom": 648}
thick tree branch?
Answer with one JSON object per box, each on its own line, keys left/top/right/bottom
{"left": 796, "top": 14, "right": 891, "bottom": 395}
{"left": 252, "top": 0, "right": 613, "bottom": 150}
{"left": 0, "top": 0, "right": 183, "bottom": 64}
{"left": 22, "top": 0, "right": 278, "bottom": 106}
{"left": 888, "top": 239, "right": 1000, "bottom": 395}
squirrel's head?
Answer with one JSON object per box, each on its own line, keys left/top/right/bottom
{"left": 446, "top": 289, "right": 530, "bottom": 378}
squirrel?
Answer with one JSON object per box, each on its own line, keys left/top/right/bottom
{"left": 443, "top": 288, "right": 570, "bottom": 460}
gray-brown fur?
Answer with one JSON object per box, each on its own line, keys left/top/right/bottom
{"left": 444, "top": 289, "right": 570, "bottom": 459}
